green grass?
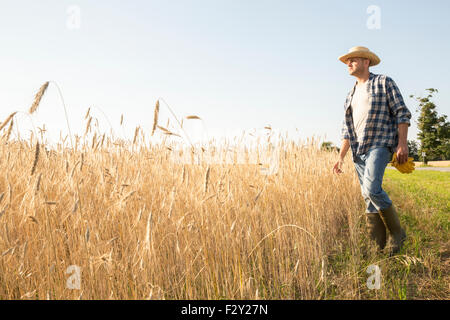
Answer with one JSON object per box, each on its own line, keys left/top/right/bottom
{"left": 384, "top": 170, "right": 449, "bottom": 217}
{"left": 324, "top": 169, "right": 449, "bottom": 299}
{"left": 382, "top": 170, "right": 449, "bottom": 299}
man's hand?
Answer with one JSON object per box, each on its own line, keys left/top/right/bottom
{"left": 396, "top": 142, "right": 409, "bottom": 165}
{"left": 333, "top": 158, "right": 344, "bottom": 174}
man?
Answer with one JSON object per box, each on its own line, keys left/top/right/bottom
{"left": 333, "top": 46, "right": 411, "bottom": 255}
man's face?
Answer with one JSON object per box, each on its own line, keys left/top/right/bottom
{"left": 346, "top": 57, "right": 369, "bottom": 76}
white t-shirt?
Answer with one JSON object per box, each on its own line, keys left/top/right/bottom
{"left": 351, "top": 83, "right": 371, "bottom": 143}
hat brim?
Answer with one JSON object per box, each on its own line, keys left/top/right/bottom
{"left": 339, "top": 51, "right": 380, "bottom": 66}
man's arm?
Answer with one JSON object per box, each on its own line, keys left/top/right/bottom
{"left": 333, "top": 139, "right": 350, "bottom": 174}
{"left": 385, "top": 77, "right": 411, "bottom": 164}
{"left": 385, "top": 77, "right": 412, "bottom": 126}
{"left": 339, "top": 139, "right": 350, "bottom": 160}
{"left": 396, "top": 123, "right": 409, "bottom": 164}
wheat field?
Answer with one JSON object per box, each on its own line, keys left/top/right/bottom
{"left": 0, "top": 84, "right": 372, "bottom": 300}
{"left": 0, "top": 134, "right": 370, "bottom": 299}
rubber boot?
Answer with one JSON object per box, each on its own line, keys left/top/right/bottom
{"left": 366, "top": 212, "right": 387, "bottom": 251}
{"left": 379, "top": 204, "right": 406, "bottom": 255}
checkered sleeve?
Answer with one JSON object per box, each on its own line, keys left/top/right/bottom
{"left": 341, "top": 118, "right": 349, "bottom": 140}
{"left": 386, "top": 77, "right": 412, "bottom": 127}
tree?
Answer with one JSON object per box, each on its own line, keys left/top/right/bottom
{"left": 435, "top": 114, "right": 450, "bottom": 160}
{"left": 321, "top": 141, "right": 333, "bottom": 151}
{"left": 410, "top": 88, "right": 450, "bottom": 163}
{"left": 407, "top": 140, "right": 419, "bottom": 161}
{"left": 321, "top": 141, "right": 340, "bottom": 153}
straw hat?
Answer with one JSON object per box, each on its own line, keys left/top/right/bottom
{"left": 338, "top": 46, "right": 380, "bottom": 66}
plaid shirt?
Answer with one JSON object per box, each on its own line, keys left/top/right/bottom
{"left": 341, "top": 72, "right": 412, "bottom": 162}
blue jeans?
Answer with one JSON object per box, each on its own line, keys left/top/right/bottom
{"left": 354, "top": 147, "right": 393, "bottom": 213}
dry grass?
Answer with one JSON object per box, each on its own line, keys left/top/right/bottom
{"left": 0, "top": 127, "right": 366, "bottom": 299}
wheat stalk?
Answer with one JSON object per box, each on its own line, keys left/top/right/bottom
{"left": 158, "top": 98, "right": 196, "bottom": 149}
{"left": 0, "top": 112, "right": 17, "bottom": 131}
{"left": 80, "top": 153, "right": 84, "bottom": 172}
{"left": 30, "top": 142, "right": 40, "bottom": 176}
{"left": 186, "top": 115, "right": 201, "bottom": 120}
{"left": 151, "top": 100, "right": 159, "bottom": 136}
{"left": 181, "top": 165, "right": 186, "bottom": 184}
{"left": 85, "top": 226, "right": 90, "bottom": 243}
{"left": 100, "top": 133, "right": 106, "bottom": 148}
{"left": 29, "top": 82, "right": 49, "bottom": 114}
{"left": 121, "top": 191, "right": 136, "bottom": 203}
{"left": 204, "top": 166, "right": 210, "bottom": 194}
{"left": 91, "top": 132, "right": 97, "bottom": 149}
{"left": 133, "top": 126, "right": 140, "bottom": 145}
{"left": 85, "top": 117, "right": 92, "bottom": 136}
{"left": 72, "top": 199, "right": 79, "bottom": 213}
{"left": 50, "top": 81, "right": 73, "bottom": 148}
{"left": 145, "top": 211, "right": 153, "bottom": 251}
{"left": 34, "top": 173, "right": 42, "bottom": 195}
{"left": 156, "top": 125, "right": 181, "bottom": 137}
{"left": 4, "top": 119, "right": 14, "bottom": 141}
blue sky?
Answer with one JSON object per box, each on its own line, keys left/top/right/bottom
{"left": 1, "top": 0, "right": 449, "bottom": 147}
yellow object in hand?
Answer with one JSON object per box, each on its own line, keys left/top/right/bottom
{"left": 391, "top": 153, "right": 415, "bottom": 174}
